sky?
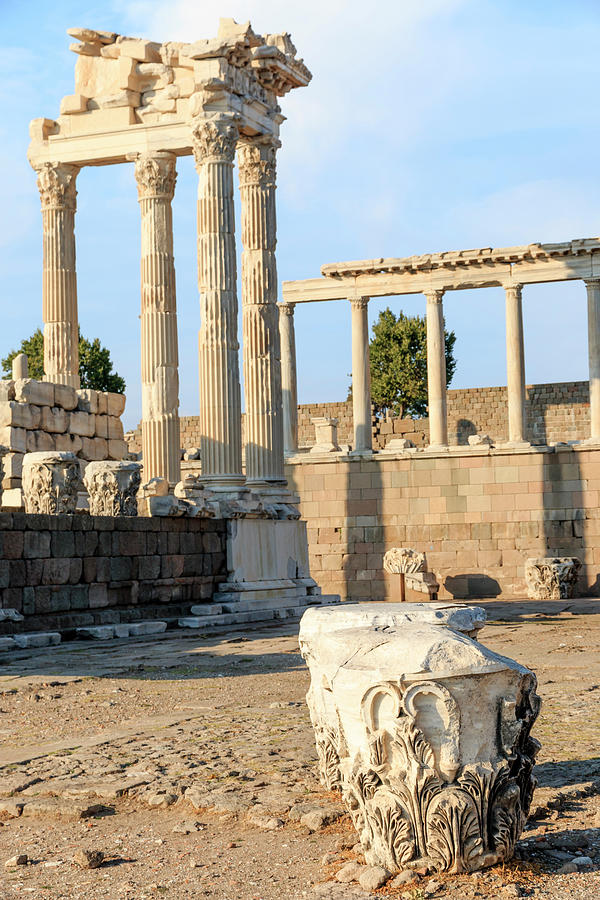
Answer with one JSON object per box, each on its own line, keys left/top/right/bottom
{"left": 2, "top": 0, "right": 600, "bottom": 429}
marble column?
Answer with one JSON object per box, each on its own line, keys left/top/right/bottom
{"left": 426, "top": 289, "right": 448, "bottom": 448}
{"left": 191, "top": 115, "right": 243, "bottom": 487}
{"left": 350, "top": 296, "right": 372, "bottom": 453}
{"left": 279, "top": 302, "right": 298, "bottom": 456}
{"left": 134, "top": 151, "right": 180, "bottom": 485}
{"left": 238, "top": 136, "right": 285, "bottom": 487}
{"left": 35, "top": 162, "right": 80, "bottom": 388}
{"left": 505, "top": 284, "right": 527, "bottom": 444}
{"left": 585, "top": 279, "right": 600, "bottom": 441}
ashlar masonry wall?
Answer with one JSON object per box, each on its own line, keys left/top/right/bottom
{"left": 0, "top": 513, "right": 226, "bottom": 634}
{"left": 285, "top": 445, "right": 600, "bottom": 601}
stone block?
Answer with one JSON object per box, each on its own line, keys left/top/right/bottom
{"left": 75, "top": 625, "right": 115, "bottom": 640}
{"left": 80, "top": 437, "right": 108, "bottom": 461}
{"left": 55, "top": 433, "right": 84, "bottom": 455}
{"left": 13, "top": 632, "right": 61, "bottom": 649}
{"left": 95, "top": 415, "right": 108, "bottom": 439}
{"left": 106, "top": 392, "right": 126, "bottom": 417}
{"left": 41, "top": 406, "right": 68, "bottom": 433}
{"left": 0, "top": 380, "right": 15, "bottom": 401}
{"left": 53, "top": 384, "right": 78, "bottom": 410}
{"left": 26, "top": 430, "right": 56, "bottom": 452}
{"left": 117, "top": 39, "right": 161, "bottom": 62}
{"left": 42, "top": 558, "right": 72, "bottom": 585}
{"left": 89, "top": 583, "right": 108, "bottom": 608}
{"left": 60, "top": 93, "right": 88, "bottom": 114}
{"left": 23, "top": 531, "right": 51, "bottom": 559}
{"left": 69, "top": 411, "right": 96, "bottom": 437}
{"left": 76, "top": 389, "right": 100, "bottom": 414}
{"left": 3, "top": 452, "right": 23, "bottom": 480}
{"left": 107, "top": 416, "right": 124, "bottom": 440}
{"left": 0, "top": 401, "right": 41, "bottom": 430}
{"left": 0, "top": 637, "right": 16, "bottom": 652}
{"left": 14, "top": 379, "right": 54, "bottom": 406}
{"left": 108, "top": 439, "right": 128, "bottom": 460}
{"left": 0, "top": 426, "right": 26, "bottom": 452}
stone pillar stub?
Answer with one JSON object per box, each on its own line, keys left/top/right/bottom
{"left": 425, "top": 289, "right": 448, "bottom": 448}
{"left": 279, "top": 302, "right": 298, "bottom": 456}
{"left": 505, "top": 284, "right": 528, "bottom": 446}
{"left": 35, "top": 162, "right": 81, "bottom": 389}
{"left": 585, "top": 279, "right": 600, "bottom": 442}
{"left": 12, "top": 354, "right": 29, "bottom": 380}
{"left": 134, "top": 150, "right": 181, "bottom": 486}
{"left": 238, "top": 135, "right": 286, "bottom": 488}
{"left": 350, "top": 296, "right": 372, "bottom": 454}
{"left": 192, "top": 114, "right": 244, "bottom": 489}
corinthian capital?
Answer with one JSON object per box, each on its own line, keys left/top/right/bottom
{"left": 134, "top": 152, "right": 177, "bottom": 201}
{"left": 35, "top": 162, "right": 79, "bottom": 211}
{"left": 350, "top": 296, "right": 369, "bottom": 311}
{"left": 278, "top": 301, "right": 296, "bottom": 317}
{"left": 425, "top": 289, "right": 444, "bottom": 304}
{"left": 237, "top": 136, "right": 280, "bottom": 188}
{"left": 190, "top": 115, "right": 239, "bottom": 167}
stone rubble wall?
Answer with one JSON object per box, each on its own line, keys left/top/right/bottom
{"left": 0, "top": 512, "right": 226, "bottom": 634}
{"left": 285, "top": 445, "right": 600, "bottom": 601}
{"left": 124, "top": 380, "right": 592, "bottom": 454}
{"left": 0, "top": 378, "right": 129, "bottom": 494}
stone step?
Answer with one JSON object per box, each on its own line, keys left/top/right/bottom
{"left": 75, "top": 621, "right": 168, "bottom": 641}
{"left": 214, "top": 587, "right": 307, "bottom": 604}
{"left": 0, "top": 631, "right": 61, "bottom": 652}
{"left": 219, "top": 595, "right": 312, "bottom": 613}
{"left": 189, "top": 604, "right": 224, "bottom": 616}
{"left": 179, "top": 610, "right": 277, "bottom": 629}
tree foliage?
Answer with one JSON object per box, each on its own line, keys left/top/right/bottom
{"left": 368, "top": 308, "right": 456, "bottom": 418}
{"left": 2, "top": 328, "right": 126, "bottom": 394}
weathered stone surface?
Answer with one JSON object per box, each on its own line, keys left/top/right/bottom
{"left": 311, "top": 417, "right": 341, "bottom": 453}
{"left": 22, "top": 451, "right": 81, "bottom": 514}
{"left": 14, "top": 379, "right": 54, "bottom": 407}
{"left": 299, "top": 603, "right": 540, "bottom": 874}
{"left": 525, "top": 557, "right": 582, "bottom": 600}
{"left": 83, "top": 460, "right": 141, "bottom": 516}
{"left": 383, "top": 547, "right": 427, "bottom": 574}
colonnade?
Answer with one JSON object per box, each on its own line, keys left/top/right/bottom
{"left": 34, "top": 114, "right": 286, "bottom": 491}
{"left": 278, "top": 282, "right": 600, "bottom": 453}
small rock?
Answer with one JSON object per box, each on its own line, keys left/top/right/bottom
{"left": 574, "top": 856, "right": 593, "bottom": 868}
{"left": 335, "top": 834, "right": 357, "bottom": 851}
{"left": 557, "top": 862, "right": 578, "bottom": 874}
{"left": 423, "top": 879, "right": 442, "bottom": 896}
{"left": 172, "top": 821, "right": 200, "bottom": 834}
{"left": 358, "top": 865, "right": 391, "bottom": 890}
{"left": 72, "top": 849, "right": 104, "bottom": 869}
{"left": 391, "top": 870, "right": 415, "bottom": 887}
{"left": 5, "top": 854, "right": 28, "bottom": 867}
{"left": 336, "top": 860, "right": 365, "bottom": 883}
{"left": 301, "top": 808, "right": 342, "bottom": 831}
{"left": 146, "top": 792, "right": 177, "bottom": 808}
{"left": 246, "top": 808, "right": 284, "bottom": 830}
{"left": 501, "top": 886, "right": 523, "bottom": 898}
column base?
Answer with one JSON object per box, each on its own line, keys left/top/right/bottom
{"left": 349, "top": 448, "right": 374, "bottom": 458}
{"left": 425, "top": 443, "right": 449, "bottom": 453}
{"left": 496, "top": 440, "right": 531, "bottom": 450}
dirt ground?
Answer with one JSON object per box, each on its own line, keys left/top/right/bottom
{"left": 1, "top": 597, "right": 599, "bottom": 900}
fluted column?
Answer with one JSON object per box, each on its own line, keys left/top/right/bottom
{"left": 425, "top": 289, "right": 448, "bottom": 448}
{"left": 279, "top": 302, "right": 298, "bottom": 455}
{"left": 350, "top": 296, "right": 372, "bottom": 453}
{"left": 505, "top": 284, "right": 527, "bottom": 444}
{"left": 191, "top": 115, "right": 243, "bottom": 487}
{"left": 35, "top": 162, "right": 80, "bottom": 388}
{"left": 135, "top": 151, "right": 180, "bottom": 485}
{"left": 585, "top": 279, "right": 600, "bottom": 441}
{"left": 238, "top": 136, "right": 285, "bottom": 486}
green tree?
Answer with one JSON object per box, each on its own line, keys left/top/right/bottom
{"left": 2, "top": 328, "right": 126, "bottom": 394}
{"left": 367, "top": 308, "right": 456, "bottom": 418}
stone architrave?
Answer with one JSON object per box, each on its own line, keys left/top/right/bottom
{"left": 34, "top": 162, "right": 81, "bottom": 389}
{"left": 278, "top": 302, "right": 298, "bottom": 455}
{"left": 134, "top": 151, "right": 181, "bottom": 486}
{"left": 525, "top": 557, "right": 582, "bottom": 600}
{"left": 310, "top": 417, "right": 340, "bottom": 453}
{"left": 238, "top": 136, "right": 285, "bottom": 487}
{"left": 191, "top": 114, "right": 244, "bottom": 489}
{"left": 83, "top": 460, "right": 141, "bottom": 516}
{"left": 22, "top": 451, "right": 81, "bottom": 514}
{"left": 299, "top": 603, "right": 540, "bottom": 875}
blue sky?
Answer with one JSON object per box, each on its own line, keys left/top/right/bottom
{"left": 2, "top": 0, "right": 600, "bottom": 428}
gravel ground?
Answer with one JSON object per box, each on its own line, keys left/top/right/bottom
{"left": 0, "top": 597, "right": 599, "bottom": 899}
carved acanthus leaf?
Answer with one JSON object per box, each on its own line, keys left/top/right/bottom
{"left": 134, "top": 153, "right": 177, "bottom": 200}
{"left": 35, "top": 163, "right": 79, "bottom": 211}
{"left": 190, "top": 116, "right": 239, "bottom": 166}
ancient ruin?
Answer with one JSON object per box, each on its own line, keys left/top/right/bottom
{"left": 300, "top": 604, "right": 540, "bottom": 874}
{"left": 525, "top": 556, "right": 582, "bottom": 601}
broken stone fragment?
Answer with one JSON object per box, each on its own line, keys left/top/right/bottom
{"left": 67, "top": 27, "right": 117, "bottom": 44}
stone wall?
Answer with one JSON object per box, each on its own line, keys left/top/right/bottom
{"left": 125, "top": 380, "right": 592, "bottom": 454}
{"left": 0, "top": 512, "right": 226, "bottom": 634}
{"left": 285, "top": 445, "right": 600, "bottom": 601}
{"left": 0, "top": 378, "right": 129, "bottom": 501}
